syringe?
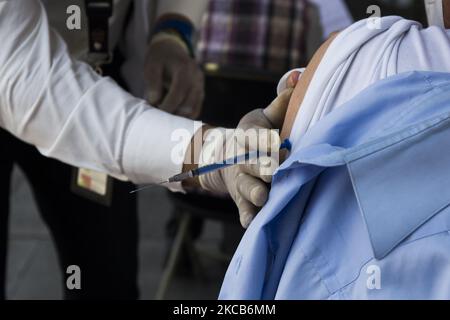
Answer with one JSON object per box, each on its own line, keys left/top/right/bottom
{"left": 130, "top": 139, "right": 291, "bottom": 194}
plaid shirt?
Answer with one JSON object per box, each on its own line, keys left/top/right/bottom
{"left": 197, "top": 0, "right": 313, "bottom": 75}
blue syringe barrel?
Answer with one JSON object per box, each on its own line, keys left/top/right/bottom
{"left": 192, "top": 139, "right": 292, "bottom": 178}
{"left": 168, "top": 170, "right": 194, "bottom": 183}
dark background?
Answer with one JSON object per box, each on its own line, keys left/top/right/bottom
{"left": 346, "top": 0, "right": 427, "bottom": 24}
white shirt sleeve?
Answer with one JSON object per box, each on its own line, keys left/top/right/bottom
{"left": 0, "top": 0, "right": 201, "bottom": 191}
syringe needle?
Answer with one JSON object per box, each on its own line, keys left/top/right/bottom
{"left": 129, "top": 181, "right": 168, "bottom": 194}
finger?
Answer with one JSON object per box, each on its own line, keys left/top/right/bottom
{"left": 188, "top": 74, "right": 205, "bottom": 119}
{"left": 177, "top": 88, "right": 204, "bottom": 119}
{"left": 235, "top": 192, "right": 258, "bottom": 228}
{"left": 236, "top": 173, "right": 269, "bottom": 207}
{"left": 241, "top": 156, "right": 277, "bottom": 183}
{"left": 234, "top": 127, "right": 280, "bottom": 154}
{"left": 160, "top": 69, "right": 190, "bottom": 114}
{"left": 145, "top": 65, "right": 164, "bottom": 106}
{"left": 176, "top": 73, "right": 204, "bottom": 118}
{"left": 175, "top": 91, "right": 195, "bottom": 118}
{"left": 263, "top": 88, "right": 294, "bottom": 129}
{"left": 191, "top": 89, "right": 205, "bottom": 119}
{"left": 238, "top": 109, "right": 274, "bottom": 131}
{"left": 257, "top": 129, "right": 281, "bottom": 153}
{"left": 287, "top": 70, "right": 301, "bottom": 88}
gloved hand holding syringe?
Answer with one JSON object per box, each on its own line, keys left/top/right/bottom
{"left": 135, "top": 70, "right": 300, "bottom": 228}
{"left": 131, "top": 139, "right": 291, "bottom": 191}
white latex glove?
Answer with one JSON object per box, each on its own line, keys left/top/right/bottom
{"left": 144, "top": 32, "right": 205, "bottom": 119}
{"left": 198, "top": 82, "right": 297, "bottom": 228}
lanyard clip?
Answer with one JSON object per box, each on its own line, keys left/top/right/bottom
{"left": 85, "top": 0, "right": 114, "bottom": 75}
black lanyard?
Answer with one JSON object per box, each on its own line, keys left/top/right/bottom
{"left": 84, "top": 0, "right": 113, "bottom": 73}
{"left": 72, "top": 1, "right": 115, "bottom": 207}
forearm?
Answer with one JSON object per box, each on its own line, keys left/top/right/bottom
{"left": 0, "top": 0, "right": 201, "bottom": 190}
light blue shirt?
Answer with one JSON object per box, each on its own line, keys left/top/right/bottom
{"left": 220, "top": 71, "right": 450, "bottom": 300}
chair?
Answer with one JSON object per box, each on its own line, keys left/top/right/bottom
{"left": 155, "top": 192, "right": 240, "bottom": 300}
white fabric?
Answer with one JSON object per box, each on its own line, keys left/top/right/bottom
{"left": 276, "top": 68, "right": 305, "bottom": 94}
{"left": 425, "top": 0, "right": 445, "bottom": 28}
{"left": 0, "top": 0, "right": 202, "bottom": 191}
{"left": 277, "top": 16, "right": 450, "bottom": 146}
{"left": 309, "top": 0, "right": 353, "bottom": 38}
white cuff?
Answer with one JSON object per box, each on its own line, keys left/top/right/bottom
{"left": 123, "top": 107, "right": 202, "bottom": 192}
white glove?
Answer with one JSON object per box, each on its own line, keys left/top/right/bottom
{"left": 198, "top": 86, "right": 295, "bottom": 228}
{"left": 144, "top": 32, "right": 204, "bottom": 119}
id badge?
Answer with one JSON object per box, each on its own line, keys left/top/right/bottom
{"left": 71, "top": 167, "right": 113, "bottom": 206}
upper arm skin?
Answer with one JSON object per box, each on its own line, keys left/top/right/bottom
{"left": 280, "top": 32, "right": 340, "bottom": 143}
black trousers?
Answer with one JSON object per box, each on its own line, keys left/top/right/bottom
{"left": 0, "top": 130, "right": 138, "bottom": 299}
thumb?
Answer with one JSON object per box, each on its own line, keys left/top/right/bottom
{"left": 263, "top": 70, "right": 301, "bottom": 128}
{"left": 263, "top": 88, "right": 293, "bottom": 129}
{"left": 287, "top": 70, "right": 301, "bottom": 88}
